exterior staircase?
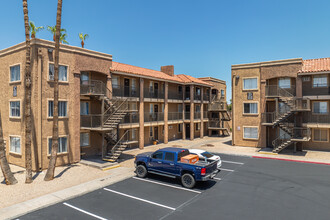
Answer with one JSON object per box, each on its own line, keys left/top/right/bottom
{"left": 104, "top": 130, "right": 131, "bottom": 162}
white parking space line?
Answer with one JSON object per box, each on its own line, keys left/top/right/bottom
{"left": 213, "top": 177, "right": 221, "bottom": 181}
{"left": 221, "top": 168, "right": 235, "bottom": 172}
{"left": 132, "top": 177, "right": 201, "bottom": 194}
{"left": 63, "top": 202, "right": 108, "bottom": 220}
{"left": 222, "top": 160, "right": 244, "bottom": 165}
{"left": 103, "top": 188, "right": 176, "bottom": 211}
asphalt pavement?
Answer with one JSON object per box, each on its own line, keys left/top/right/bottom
{"left": 19, "top": 154, "right": 330, "bottom": 220}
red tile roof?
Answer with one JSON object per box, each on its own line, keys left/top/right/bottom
{"left": 299, "top": 58, "right": 330, "bottom": 73}
{"left": 111, "top": 62, "right": 211, "bottom": 86}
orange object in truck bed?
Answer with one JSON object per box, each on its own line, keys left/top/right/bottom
{"left": 180, "top": 154, "right": 199, "bottom": 164}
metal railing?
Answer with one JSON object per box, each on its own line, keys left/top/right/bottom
{"left": 272, "top": 133, "right": 291, "bottom": 149}
{"left": 292, "top": 128, "right": 311, "bottom": 140}
{"left": 184, "top": 92, "right": 190, "bottom": 100}
{"left": 209, "top": 119, "right": 221, "bottom": 128}
{"left": 112, "top": 85, "right": 139, "bottom": 98}
{"left": 80, "top": 115, "right": 102, "bottom": 128}
{"left": 121, "top": 112, "right": 139, "bottom": 124}
{"left": 208, "top": 102, "right": 227, "bottom": 111}
{"left": 194, "top": 93, "right": 201, "bottom": 100}
{"left": 302, "top": 85, "right": 330, "bottom": 96}
{"left": 184, "top": 112, "right": 191, "bottom": 120}
{"left": 144, "top": 88, "right": 165, "bottom": 99}
{"left": 144, "top": 112, "right": 164, "bottom": 122}
{"left": 168, "top": 90, "right": 183, "bottom": 100}
{"left": 168, "top": 112, "right": 183, "bottom": 121}
{"left": 284, "top": 98, "right": 310, "bottom": 111}
{"left": 203, "top": 93, "right": 210, "bottom": 102}
{"left": 194, "top": 112, "right": 201, "bottom": 119}
{"left": 265, "top": 85, "right": 296, "bottom": 97}
{"left": 81, "top": 80, "right": 108, "bottom": 95}
{"left": 302, "top": 113, "right": 330, "bottom": 124}
{"left": 203, "top": 111, "right": 208, "bottom": 119}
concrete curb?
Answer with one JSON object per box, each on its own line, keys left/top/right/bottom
{"left": 0, "top": 167, "right": 135, "bottom": 220}
{"left": 252, "top": 156, "right": 330, "bottom": 165}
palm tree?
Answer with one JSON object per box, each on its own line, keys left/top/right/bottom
{"left": 44, "top": 0, "right": 62, "bottom": 181}
{"left": 47, "top": 26, "right": 68, "bottom": 44}
{"left": 0, "top": 111, "right": 18, "bottom": 185}
{"left": 29, "top": 21, "right": 44, "bottom": 39}
{"left": 78, "top": 33, "right": 89, "bottom": 48}
{"left": 23, "top": 0, "right": 33, "bottom": 184}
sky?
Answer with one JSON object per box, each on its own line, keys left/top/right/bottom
{"left": 1, "top": 0, "right": 330, "bottom": 101}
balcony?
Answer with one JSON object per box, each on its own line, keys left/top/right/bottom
{"left": 194, "top": 93, "right": 201, "bottom": 101}
{"left": 122, "top": 113, "right": 139, "bottom": 124}
{"left": 291, "top": 128, "right": 311, "bottom": 141}
{"left": 203, "top": 93, "right": 210, "bottom": 102}
{"left": 184, "top": 112, "right": 191, "bottom": 120}
{"left": 208, "top": 119, "right": 221, "bottom": 128}
{"left": 168, "top": 90, "right": 183, "bottom": 100}
{"left": 144, "top": 88, "right": 165, "bottom": 99}
{"left": 168, "top": 112, "right": 183, "bottom": 121}
{"left": 302, "top": 113, "right": 330, "bottom": 125}
{"left": 81, "top": 80, "right": 107, "bottom": 96}
{"left": 302, "top": 85, "right": 330, "bottom": 96}
{"left": 194, "top": 112, "right": 201, "bottom": 119}
{"left": 208, "top": 102, "right": 227, "bottom": 111}
{"left": 144, "top": 112, "right": 164, "bottom": 122}
{"left": 81, "top": 115, "right": 103, "bottom": 129}
{"left": 112, "top": 85, "right": 139, "bottom": 98}
{"left": 265, "top": 85, "right": 296, "bottom": 97}
{"left": 203, "top": 111, "right": 208, "bottom": 119}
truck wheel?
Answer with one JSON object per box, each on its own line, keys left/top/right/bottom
{"left": 181, "top": 173, "right": 196, "bottom": 189}
{"left": 136, "top": 165, "right": 147, "bottom": 178}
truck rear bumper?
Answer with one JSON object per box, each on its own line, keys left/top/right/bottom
{"left": 201, "top": 169, "right": 220, "bottom": 181}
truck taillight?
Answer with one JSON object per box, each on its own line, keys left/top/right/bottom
{"left": 201, "top": 168, "right": 206, "bottom": 176}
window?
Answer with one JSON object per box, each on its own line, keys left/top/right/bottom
{"left": 302, "top": 76, "right": 310, "bottom": 82}
{"left": 80, "top": 72, "right": 89, "bottom": 85}
{"left": 49, "top": 64, "right": 68, "bottom": 81}
{"left": 48, "top": 100, "right": 68, "bottom": 117}
{"left": 131, "top": 78, "right": 136, "bottom": 91}
{"left": 48, "top": 137, "right": 68, "bottom": 154}
{"left": 152, "top": 151, "right": 163, "bottom": 159}
{"left": 10, "top": 136, "right": 21, "bottom": 154}
{"left": 80, "top": 133, "right": 90, "bottom": 147}
{"left": 279, "top": 78, "right": 291, "bottom": 88}
{"left": 164, "top": 152, "right": 175, "bottom": 162}
{"left": 112, "top": 76, "right": 119, "bottom": 87}
{"left": 313, "top": 101, "right": 328, "bottom": 114}
{"left": 243, "top": 78, "right": 257, "bottom": 90}
{"left": 80, "top": 102, "right": 89, "bottom": 115}
{"left": 313, "top": 129, "right": 328, "bottom": 142}
{"left": 196, "top": 87, "right": 201, "bottom": 95}
{"left": 243, "top": 103, "right": 258, "bottom": 114}
{"left": 178, "top": 86, "right": 182, "bottom": 93}
{"left": 150, "top": 104, "right": 154, "bottom": 113}
{"left": 178, "top": 124, "right": 182, "bottom": 133}
{"left": 10, "top": 101, "right": 20, "bottom": 118}
{"left": 313, "top": 75, "right": 328, "bottom": 87}
{"left": 10, "top": 65, "right": 20, "bottom": 82}
{"left": 150, "top": 127, "right": 153, "bottom": 137}
{"left": 221, "top": 90, "right": 225, "bottom": 97}
{"left": 243, "top": 127, "right": 258, "bottom": 139}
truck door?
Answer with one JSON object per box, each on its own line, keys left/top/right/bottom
{"left": 148, "top": 151, "right": 163, "bottom": 172}
{"left": 162, "top": 152, "right": 180, "bottom": 175}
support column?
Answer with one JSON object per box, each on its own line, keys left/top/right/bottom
{"left": 139, "top": 78, "right": 144, "bottom": 149}
{"left": 182, "top": 88, "right": 186, "bottom": 140}
{"left": 200, "top": 87, "right": 204, "bottom": 138}
{"left": 164, "top": 82, "right": 169, "bottom": 144}
{"left": 37, "top": 49, "right": 42, "bottom": 170}
{"left": 107, "top": 73, "right": 113, "bottom": 99}
{"left": 190, "top": 85, "right": 194, "bottom": 140}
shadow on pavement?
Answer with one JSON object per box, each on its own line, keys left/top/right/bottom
{"left": 55, "top": 164, "right": 78, "bottom": 178}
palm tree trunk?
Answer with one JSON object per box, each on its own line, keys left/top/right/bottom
{"left": 0, "top": 111, "right": 18, "bottom": 185}
{"left": 23, "top": 0, "right": 33, "bottom": 184}
{"left": 44, "top": 0, "right": 62, "bottom": 181}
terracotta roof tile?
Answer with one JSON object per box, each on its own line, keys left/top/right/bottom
{"left": 299, "top": 58, "right": 330, "bottom": 73}
{"left": 111, "top": 62, "right": 211, "bottom": 86}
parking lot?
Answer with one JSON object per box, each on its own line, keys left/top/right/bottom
{"left": 20, "top": 154, "right": 330, "bottom": 220}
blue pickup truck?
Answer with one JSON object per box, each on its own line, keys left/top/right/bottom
{"left": 134, "top": 147, "right": 219, "bottom": 188}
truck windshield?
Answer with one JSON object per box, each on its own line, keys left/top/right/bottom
{"left": 177, "top": 150, "right": 189, "bottom": 161}
{"left": 201, "top": 152, "right": 214, "bottom": 158}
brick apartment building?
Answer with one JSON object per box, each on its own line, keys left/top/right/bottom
{"left": 0, "top": 39, "right": 230, "bottom": 170}
{"left": 232, "top": 58, "right": 330, "bottom": 153}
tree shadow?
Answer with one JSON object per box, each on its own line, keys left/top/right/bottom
{"left": 223, "top": 140, "right": 232, "bottom": 146}
{"left": 55, "top": 164, "right": 78, "bottom": 178}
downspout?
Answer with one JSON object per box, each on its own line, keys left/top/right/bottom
{"left": 37, "top": 48, "right": 43, "bottom": 170}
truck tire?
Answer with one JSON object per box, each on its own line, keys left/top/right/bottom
{"left": 136, "top": 164, "right": 148, "bottom": 178}
{"left": 181, "top": 173, "right": 196, "bottom": 189}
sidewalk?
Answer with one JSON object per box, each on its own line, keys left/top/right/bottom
{"left": 2, "top": 135, "right": 330, "bottom": 219}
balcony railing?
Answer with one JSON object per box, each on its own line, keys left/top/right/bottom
{"left": 208, "top": 102, "right": 227, "bottom": 111}
{"left": 81, "top": 115, "right": 102, "bottom": 128}
{"left": 168, "top": 90, "right": 183, "bottom": 100}
{"left": 302, "top": 85, "right": 330, "bottom": 96}
{"left": 265, "top": 85, "right": 296, "bottom": 97}
{"left": 144, "top": 88, "right": 165, "bottom": 99}
{"left": 168, "top": 112, "right": 183, "bottom": 121}
{"left": 194, "top": 93, "right": 201, "bottom": 101}
{"left": 122, "top": 112, "right": 139, "bottom": 124}
{"left": 194, "top": 112, "right": 201, "bottom": 119}
{"left": 287, "top": 98, "right": 311, "bottom": 111}
{"left": 184, "top": 92, "right": 190, "bottom": 100}
{"left": 208, "top": 119, "right": 221, "bottom": 128}
{"left": 81, "top": 80, "right": 107, "bottom": 95}
{"left": 203, "top": 111, "right": 208, "bottom": 119}
{"left": 203, "top": 93, "right": 210, "bottom": 102}
{"left": 292, "top": 128, "right": 311, "bottom": 140}
{"left": 261, "top": 112, "right": 276, "bottom": 124}
{"left": 112, "top": 85, "right": 139, "bottom": 98}
{"left": 144, "top": 112, "right": 164, "bottom": 122}
{"left": 184, "top": 112, "right": 191, "bottom": 120}
{"left": 302, "top": 113, "right": 330, "bottom": 124}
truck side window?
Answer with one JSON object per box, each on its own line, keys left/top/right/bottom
{"left": 164, "top": 152, "right": 175, "bottom": 162}
{"left": 152, "top": 152, "right": 163, "bottom": 160}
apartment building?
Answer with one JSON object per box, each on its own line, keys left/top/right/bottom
{"left": 232, "top": 58, "right": 330, "bottom": 153}
{"left": 0, "top": 39, "right": 230, "bottom": 170}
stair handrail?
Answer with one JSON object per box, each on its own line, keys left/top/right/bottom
{"left": 103, "top": 98, "right": 129, "bottom": 125}
{"left": 272, "top": 133, "right": 291, "bottom": 149}
{"left": 111, "top": 130, "right": 129, "bottom": 155}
